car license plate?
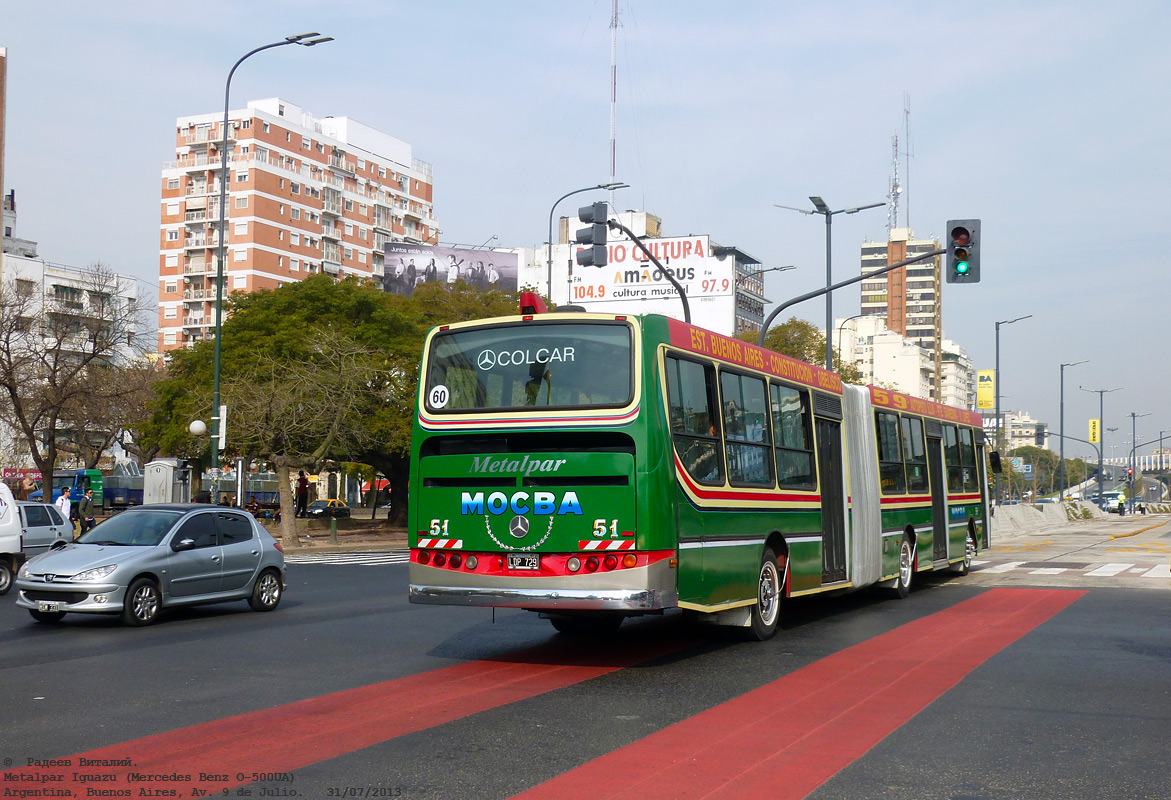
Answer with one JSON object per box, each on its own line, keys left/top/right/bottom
{"left": 507, "top": 554, "right": 539, "bottom": 571}
{"left": 37, "top": 601, "right": 60, "bottom": 613}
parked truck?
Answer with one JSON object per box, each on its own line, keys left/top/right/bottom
{"left": 30, "top": 464, "right": 145, "bottom": 511}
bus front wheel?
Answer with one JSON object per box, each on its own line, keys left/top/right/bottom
{"left": 893, "top": 535, "right": 915, "bottom": 598}
{"left": 747, "top": 548, "right": 782, "bottom": 641}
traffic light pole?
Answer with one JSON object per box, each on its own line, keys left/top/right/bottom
{"left": 757, "top": 248, "right": 943, "bottom": 348}
{"left": 606, "top": 218, "right": 691, "bottom": 323}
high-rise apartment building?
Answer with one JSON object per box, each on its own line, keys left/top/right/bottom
{"left": 158, "top": 98, "right": 436, "bottom": 350}
{"left": 860, "top": 228, "right": 941, "bottom": 399}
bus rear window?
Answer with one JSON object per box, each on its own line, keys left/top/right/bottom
{"left": 425, "top": 322, "right": 633, "bottom": 412}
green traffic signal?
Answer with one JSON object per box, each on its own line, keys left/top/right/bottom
{"left": 945, "top": 219, "right": 981, "bottom": 283}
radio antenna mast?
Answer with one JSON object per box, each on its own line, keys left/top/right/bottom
{"left": 888, "top": 134, "right": 900, "bottom": 235}
{"left": 609, "top": 0, "right": 619, "bottom": 207}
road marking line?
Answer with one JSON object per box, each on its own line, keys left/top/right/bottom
{"left": 509, "top": 589, "right": 1085, "bottom": 800}
{"left": 1141, "top": 564, "right": 1171, "bottom": 578}
{"left": 1085, "top": 563, "right": 1134, "bottom": 577}
{"left": 3, "top": 635, "right": 696, "bottom": 797}
{"left": 1028, "top": 568, "right": 1067, "bottom": 575}
{"left": 981, "top": 561, "right": 1025, "bottom": 573}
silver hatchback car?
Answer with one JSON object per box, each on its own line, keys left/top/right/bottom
{"left": 15, "top": 504, "right": 286, "bottom": 626}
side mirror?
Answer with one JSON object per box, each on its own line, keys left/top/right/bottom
{"left": 989, "top": 451, "right": 1003, "bottom": 474}
{"left": 172, "top": 538, "right": 196, "bottom": 552}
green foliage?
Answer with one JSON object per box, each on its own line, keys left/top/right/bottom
{"left": 737, "top": 317, "right": 864, "bottom": 384}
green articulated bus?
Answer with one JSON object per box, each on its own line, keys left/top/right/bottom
{"left": 408, "top": 307, "right": 990, "bottom": 639}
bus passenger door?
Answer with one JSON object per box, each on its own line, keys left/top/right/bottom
{"left": 816, "top": 418, "right": 846, "bottom": 584}
{"left": 927, "top": 433, "right": 949, "bottom": 563}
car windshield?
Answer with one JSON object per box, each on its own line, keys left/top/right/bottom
{"left": 77, "top": 510, "right": 184, "bottom": 547}
{"left": 308, "top": 500, "right": 328, "bottom": 508}
{"left": 425, "top": 321, "right": 633, "bottom": 412}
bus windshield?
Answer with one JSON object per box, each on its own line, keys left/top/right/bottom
{"left": 425, "top": 321, "right": 633, "bottom": 412}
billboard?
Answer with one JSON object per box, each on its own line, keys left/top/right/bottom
{"left": 976, "top": 369, "right": 995, "bottom": 409}
{"left": 567, "top": 235, "right": 735, "bottom": 332}
{"left": 382, "top": 243, "right": 518, "bottom": 295}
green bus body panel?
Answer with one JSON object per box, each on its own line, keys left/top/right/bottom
{"left": 408, "top": 313, "right": 990, "bottom": 613}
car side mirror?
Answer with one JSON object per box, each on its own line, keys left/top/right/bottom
{"left": 989, "top": 451, "right": 1003, "bottom": 474}
{"left": 172, "top": 538, "right": 196, "bottom": 552}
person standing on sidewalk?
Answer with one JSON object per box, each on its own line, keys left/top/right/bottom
{"left": 77, "top": 489, "right": 97, "bottom": 535}
{"left": 295, "top": 471, "right": 309, "bottom": 518}
{"left": 55, "top": 487, "right": 75, "bottom": 539}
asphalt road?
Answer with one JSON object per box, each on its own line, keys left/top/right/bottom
{"left": 1, "top": 524, "right": 1168, "bottom": 800}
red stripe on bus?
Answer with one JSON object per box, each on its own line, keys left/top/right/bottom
{"left": 5, "top": 637, "right": 693, "bottom": 796}
{"left": 419, "top": 406, "right": 640, "bottom": 428}
{"left": 674, "top": 454, "right": 821, "bottom": 504}
{"left": 878, "top": 495, "right": 933, "bottom": 505}
{"left": 511, "top": 588, "right": 1083, "bottom": 800}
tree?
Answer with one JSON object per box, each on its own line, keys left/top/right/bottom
{"left": 222, "top": 328, "right": 386, "bottom": 546}
{"left": 740, "top": 317, "right": 864, "bottom": 384}
{"left": 144, "top": 276, "right": 520, "bottom": 528}
{"left": 0, "top": 262, "right": 151, "bottom": 477}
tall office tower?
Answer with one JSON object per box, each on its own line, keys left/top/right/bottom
{"left": 158, "top": 98, "right": 436, "bottom": 351}
{"left": 859, "top": 228, "right": 941, "bottom": 399}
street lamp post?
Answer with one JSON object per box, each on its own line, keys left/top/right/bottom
{"left": 1058, "top": 359, "right": 1088, "bottom": 498}
{"left": 774, "top": 197, "right": 884, "bottom": 369}
{"left": 994, "top": 315, "right": 1032, "bottom": 504}
{"left": 1080, "top": 386, "right": 1122, "bottom": 507}
{"left": 836, "top": 313, "right": 865, "bottom": 372}
{"left": 211, "top": 33, "right": 332, "bottom": 476}
{"left": 1128, "top": 412, "right": 1150, "bottom": 513}
{"left": 546, "top": 182, "right": 628, "bottom": 303}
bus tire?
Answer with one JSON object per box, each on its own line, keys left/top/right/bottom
{"left": 746, "top": 548, "right": 782, "bottom": 641}
{"left": 893, "top": 535, "right": 915, "bottom": 598}
{"left": 951, "top": 530, "right": 976, "bottom": 576}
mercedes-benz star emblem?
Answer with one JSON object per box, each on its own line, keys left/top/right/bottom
{"left": 509, "top": 515, "right": 530, "bottom": 538}
{"left": 477, "top": 350, "right": 496, "bottom": 370}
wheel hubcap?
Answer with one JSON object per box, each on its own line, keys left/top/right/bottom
{"left": 259, "top": 575, "right": 280, "bottom": 605}
{"left": 965, "top": 536, "right": 976, "bottom": 566}
{"left": 133, "top": 587, "right": 158, "bottom": 620}
{"left": 758, "top": 562, "right": 780, "bottom": 626}
{"left": 899, "top": 541, "right": 913, "bottom": 586}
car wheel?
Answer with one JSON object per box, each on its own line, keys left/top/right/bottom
{"left": 893, "top": 534, "right": 915, "bottom": 598}
{"left": 123, "top": 577, "right": 162, "bottom": 626}
{"left": 746, "top": 547, "right": 782, "bottom": 641}
{"left": 249, "top": 569, "right": 282, "bottom": 612}
{"left": 29, "top": 609, "right": 66, "bottom": 624}
{"left": 0, "top": 560, "right": 12, "bottom": 595}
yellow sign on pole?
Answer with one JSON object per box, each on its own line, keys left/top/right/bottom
{"left": 1089, "top": 418, "right": 1101, "bottom": 444}
{"left": 976, "top": 370, "right": 995, "bottom": 410}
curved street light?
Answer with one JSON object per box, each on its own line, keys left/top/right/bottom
{"left": 775, "top": 197, "right": 884, "bottom": 368}
{"left": 211, "top": 33, "right": 332, "bottom": 474}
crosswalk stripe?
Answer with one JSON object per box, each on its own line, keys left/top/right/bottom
{"left": 1028, "top": 568, "right": 1067, "bottom": 575}
{"left": 1085, "top": 563, "right": 1134, "bottom": 577}
{"left": 285, "top": 551, "right": 409, "bottom": 566}
{"left": 981, "top": 561, "right": 1025, "bottom": 573}
{"left": 1141, "top": 564, "right": 1171, "bottom": 578}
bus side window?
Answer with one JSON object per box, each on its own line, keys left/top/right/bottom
{"left": 901, "top": 416, "right": 929, "bottom": 493}
{"left": 958, "top": 427, "right": 979, "bottom": 492}
{"left": 943, "top": 424, "right": 963, "bottom": 492}
{"left": 875, "top": 411, "right": 906, "bottom": 494}
{"left": 719, "top": 371, "right": 773, "bottom": 487}
{"left": 770, "top": 383, "right": 816, "bottom": 489}
{"left": 665, "top": 355, "right": 725, "bottom": 486}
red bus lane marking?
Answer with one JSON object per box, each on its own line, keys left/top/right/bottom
{"left": 7, "top": 636, "right": 694, "bottom": 796}
{"left": 512, "top": 588, "right": 1085, "bottom": 800}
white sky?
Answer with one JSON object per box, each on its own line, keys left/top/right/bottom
{"left": 3, "top": 1, "right": 1168, "bottom": 462}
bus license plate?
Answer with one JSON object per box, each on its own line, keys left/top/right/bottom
{"left": 507, "top": 554, "right": 539, "bottom": 571}
{"left": 38, "top": 601, "right": 60, "bottom": 613}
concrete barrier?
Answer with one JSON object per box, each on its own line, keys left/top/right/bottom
{"left": 989, "top": 501, "right": 1105, "bottom": 537}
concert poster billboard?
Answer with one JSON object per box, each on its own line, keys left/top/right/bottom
{"left": 381, "top": 243, "right": 518, "bottom": 295}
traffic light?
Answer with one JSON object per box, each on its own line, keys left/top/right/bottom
{"left": 945, "top": 219, "right": 981, "bottom": 283}
{"left": 574, "top": 202, "right": 609, "bottom": 267}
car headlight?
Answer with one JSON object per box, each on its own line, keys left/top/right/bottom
{"left": 71, "top": 564, "right": 117, "bottom": 582}
{"left": 18, "top": 561, "right": 30, "bottom": 579}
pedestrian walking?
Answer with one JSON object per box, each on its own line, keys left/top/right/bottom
{"left": 77, "top": 489, "right": 97, "bottom": 535}
{"left": 55, "top": 488, "right": 76, "bottom": 539}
